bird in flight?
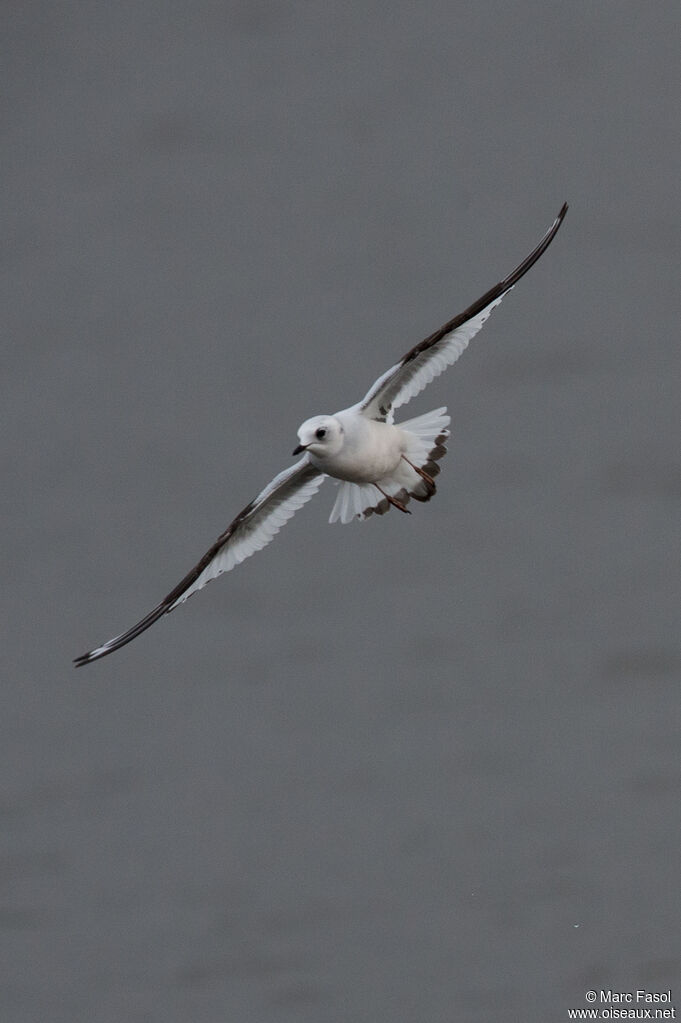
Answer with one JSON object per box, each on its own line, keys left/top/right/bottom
{"left": 75, "top": 203, "right": 568, "bottom": 665}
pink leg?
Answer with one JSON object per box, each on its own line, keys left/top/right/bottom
{"left": 374, "top": 484, "right": 411, "bottom": 514}
{"left": 401, "top": 456, "right": 436, "bottom": 494}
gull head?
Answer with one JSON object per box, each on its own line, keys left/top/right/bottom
{"left": 293, "top": 415, "right": 344, "bottom": 458}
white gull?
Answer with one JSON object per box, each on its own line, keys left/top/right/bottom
{"left": 75, "top": 204, "right": 567, "bottom": 665}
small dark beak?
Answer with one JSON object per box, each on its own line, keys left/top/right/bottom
{"left": 292, "top": 444, "right": 308, "bottom": 456}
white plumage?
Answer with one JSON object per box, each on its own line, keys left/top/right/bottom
{"left": 328, "top": 407, "right": 450, "bottom": 524}
{"left": 75, "top": 204, "right": 567, "bottom": 665}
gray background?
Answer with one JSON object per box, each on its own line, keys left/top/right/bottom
{"left": 4, "top": 3, "right": 679, "bottom": 1021}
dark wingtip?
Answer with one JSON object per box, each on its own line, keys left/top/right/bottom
{"left": 72, "top": 599, "right": 171, "bottom": 668}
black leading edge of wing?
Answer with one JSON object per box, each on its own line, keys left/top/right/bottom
{"left": 401, "top": 202, "right": 568, "bottom": 366}
{"left": 74, "top": 459, "right": 323, "bottom": 666}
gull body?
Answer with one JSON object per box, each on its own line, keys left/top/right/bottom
{"left": 75, "top": 204, "right": 568, "bottom": 666}
{"left": 296, "top": 411, "right": 409, "bottom": 484}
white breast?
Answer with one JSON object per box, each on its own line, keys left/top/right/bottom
{"left": 313, "top": 412, "right": 405, "bottom": 484}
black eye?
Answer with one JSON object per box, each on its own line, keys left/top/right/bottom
{"left": 315, "top": 427, "right": 327, "bottom": 440}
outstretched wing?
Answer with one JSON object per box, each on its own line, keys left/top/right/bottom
{"left": 74, "top": 456, "right": 325, "bottom": 665}
{"left": 359, "top": 203, "right": 568, "bottom": 421}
